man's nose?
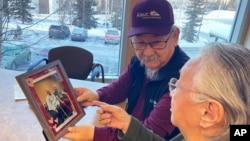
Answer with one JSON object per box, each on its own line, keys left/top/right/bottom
{"left": 143, "top": 44, "right": 155, "bottom": 55}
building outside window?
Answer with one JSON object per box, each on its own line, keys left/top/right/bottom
{"left": 0, "top": 0, "right": 248, "bottom": 80}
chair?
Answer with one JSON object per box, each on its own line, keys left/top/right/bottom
{"left": 27, "top": 46, "right": 105, "bottom": 83}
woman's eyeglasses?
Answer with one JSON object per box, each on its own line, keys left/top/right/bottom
{"left": 168, "top": 78, "right": 215, "bottom": 100}
{"left": 168, "top": 78, "right": 202, "bottom": 94}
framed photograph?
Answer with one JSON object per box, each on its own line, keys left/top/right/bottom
{"left": 15, "top": 60, "right": 85, "bottom": 141}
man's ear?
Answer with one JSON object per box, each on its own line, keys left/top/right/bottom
{"left": 199, "top": 100, "right": 225, "bottom": 128}
{"left": 171, "top": 26, "right": 180, "bottom": 45}
{"left": 172, "top": 27, "right": 180, "bottom": 37}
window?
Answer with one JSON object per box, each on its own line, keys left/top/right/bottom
{"left": 0, "top": 0, "right": 249, "bottom": 80}
{"left": 0, "top": 0, "right": 124, "bottom": 76}
{"left": 166, "top": 0, "right": 245, "bottom": 58}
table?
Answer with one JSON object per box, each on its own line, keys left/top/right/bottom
{"left": 0, "top": 69, "right": 111, "bottom": 141}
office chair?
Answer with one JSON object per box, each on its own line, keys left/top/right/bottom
{"left": 28, "top": 46, "right": 105, "bottom": 83}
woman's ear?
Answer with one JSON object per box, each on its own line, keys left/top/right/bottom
{"left": 199, "top": 100, "right": 225, "bottom": 128}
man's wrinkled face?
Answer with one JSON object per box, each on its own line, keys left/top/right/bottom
{"left": 53, "top": 85, "right": 58, "bottom": 91}
{"left": 46, "top": 89, "right": 52, "bottom": 95}
{"left": 131, "top": 34, "right": 175, "bottom": 71}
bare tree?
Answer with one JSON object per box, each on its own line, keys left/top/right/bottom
{"left": 58, "top": 0, "right": 72, "bottom": 25}
{"left": 1, "top": 0, "right": 14, "bottom": 68}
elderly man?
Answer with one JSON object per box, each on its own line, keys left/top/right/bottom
{"left": 53, "top": 84, "right": 73, "bottom": 118}
{"left": 45, "top": 89, "right": 64, "bottom": 128}
{"left": 63, "top": 0, "right": 189, "bottom": 141}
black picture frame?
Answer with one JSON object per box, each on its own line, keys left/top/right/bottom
{"left": 15, "top": 60, "right": 85, "bottom": 141}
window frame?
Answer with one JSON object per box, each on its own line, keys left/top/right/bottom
{"left": 119, "top": 0, "right": 132, "bottom": 75}
{"left": 230, "top": 0, "right": 250, "bottom": 43}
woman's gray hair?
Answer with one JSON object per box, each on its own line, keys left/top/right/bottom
{"left": 193, "top": 42, "right": 250, "bottom": 141}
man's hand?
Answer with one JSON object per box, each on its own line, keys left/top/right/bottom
{"left": 74, "top": 87, "right": 99, "bottom": 107}
{"left": 63, "top": 124, "right": 94, "bottom": 141}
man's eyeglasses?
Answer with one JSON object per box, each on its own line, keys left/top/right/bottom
{"left": 131, "top": 36, "right": 171, "bottom": 50}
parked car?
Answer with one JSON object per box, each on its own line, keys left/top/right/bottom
{"left": 71, "top": 28, "right": 88, "bottom": 41}
{"left": 49, "top": 25, "right": 70, "bottom": 39}
{"left": 104, "top": 28, "right": 120, "bottom": 45}
{"left": 1, "top": 42, "right": 31, "bottom": 70}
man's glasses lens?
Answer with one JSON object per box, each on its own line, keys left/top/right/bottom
{"left": 131, "top": 37, "right": 170, "bottom": 50}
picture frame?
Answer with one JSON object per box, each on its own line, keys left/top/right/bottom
{"left": 15, "top": 60, "right": 85, "bottom": 141}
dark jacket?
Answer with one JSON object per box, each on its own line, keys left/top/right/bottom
{"left": 127, "top": 46, "right": 190, "bottom": 118}
{"left": 93, "top": 45, "right": 189, "bottom": 141}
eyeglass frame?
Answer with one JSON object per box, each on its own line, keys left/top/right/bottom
{"left": 130, "top": 35, "right": 171, "bottom": 50}
{"left": 168, "top": 78, "right": 209, "bottom": 97}
{"left": 168, "top": 77, "right": 224, "bottom": 103}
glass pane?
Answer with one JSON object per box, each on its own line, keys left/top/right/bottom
{"left": 0, "top": 0, "right": 124, "bottom": 77}
{"left": 168, "top": 0, "right": 239, "bottom": 58}
{"left": 0, "top": 0, "right": 244, "bottom": 78}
